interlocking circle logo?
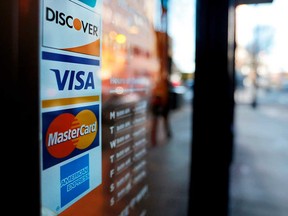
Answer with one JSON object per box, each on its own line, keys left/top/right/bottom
{"left": 45, "top": 109, "right": 98, "bottom": 158}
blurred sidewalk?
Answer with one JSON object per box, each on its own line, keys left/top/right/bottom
{"left": 230, "top": 103, "right": 288, "bottom": 216}
{"left": 145, "top": 97, "right": 192, "bottom": 216}
{"left": 144, "top": 88, "right": 288, "bottom": 215}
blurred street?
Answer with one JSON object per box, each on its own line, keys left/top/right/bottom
{"left": 235, "top": 87, "right": 288, "bottom": 106}
{"left": 145, "top": 89, "right": 288, "bottom": 216}
{"left": 145, "top": 95, "right": 192, "bottom": 216}
{"left": 230, "top": 102, "right": 288, "bottom": 216}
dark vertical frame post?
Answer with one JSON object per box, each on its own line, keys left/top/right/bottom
{"left": 19, "top": 0, "right": 40, "bottom": 214}
{"left": 2, "top": 1, "right": 40, "bottom": 214}
{"left": 189, "top": 0, "right": 236, "bottom": 215}
{"left": 19, "top": 0, "right": 40, "bottom": 212}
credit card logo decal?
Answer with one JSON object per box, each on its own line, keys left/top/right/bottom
{"left": 43, "top": 0, "right": 101, "bottom": 56}
{"left": 60, "top": 155, "right": 90, "bottom": 207}
{"left": 77, "top": 0, "right": 97, "bottom": 8}
{"left": 42, "top": 105, "right": 100, "bottom": 170}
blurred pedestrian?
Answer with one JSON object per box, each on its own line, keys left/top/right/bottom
{"left": 151, "top": 75, "right": 172, "bottom": 146}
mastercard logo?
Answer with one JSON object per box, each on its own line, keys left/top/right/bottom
{"left": 45, "top": 109, "right": 98, "bottom": 158}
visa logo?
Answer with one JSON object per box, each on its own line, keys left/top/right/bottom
{"left": 78, "top": 0, "right": 97, "bottom": 8}
{"left": 51, "top": 69, "right": 95, "bottom": 90}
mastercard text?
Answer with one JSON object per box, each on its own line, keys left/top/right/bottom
{"left": 48, "top": 121, "right": 97, "bottom": 146}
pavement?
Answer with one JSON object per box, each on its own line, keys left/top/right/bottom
{"left": 145, "top": 99, "right": 192, "bottom": 216}
{"left": 229, "top": 103, "right": 288, "bottom": 216}
{"left": 144, "top": 89, "right": 288, "bottom": 216}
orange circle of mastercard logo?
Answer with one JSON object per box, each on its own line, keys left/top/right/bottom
{"left": 45, "top": 110, "right": 98, "bottom": 158}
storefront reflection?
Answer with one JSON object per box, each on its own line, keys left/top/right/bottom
{"left": 60, "top": 1, "right": 162, "bottom": 215}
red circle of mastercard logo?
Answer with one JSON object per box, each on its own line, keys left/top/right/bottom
{"left": 45, "top": 110, "right": 98, "bottom": 158}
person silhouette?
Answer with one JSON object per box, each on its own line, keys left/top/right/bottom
{"left": 150, "top": 76, "right": 172, "bottom": 146}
